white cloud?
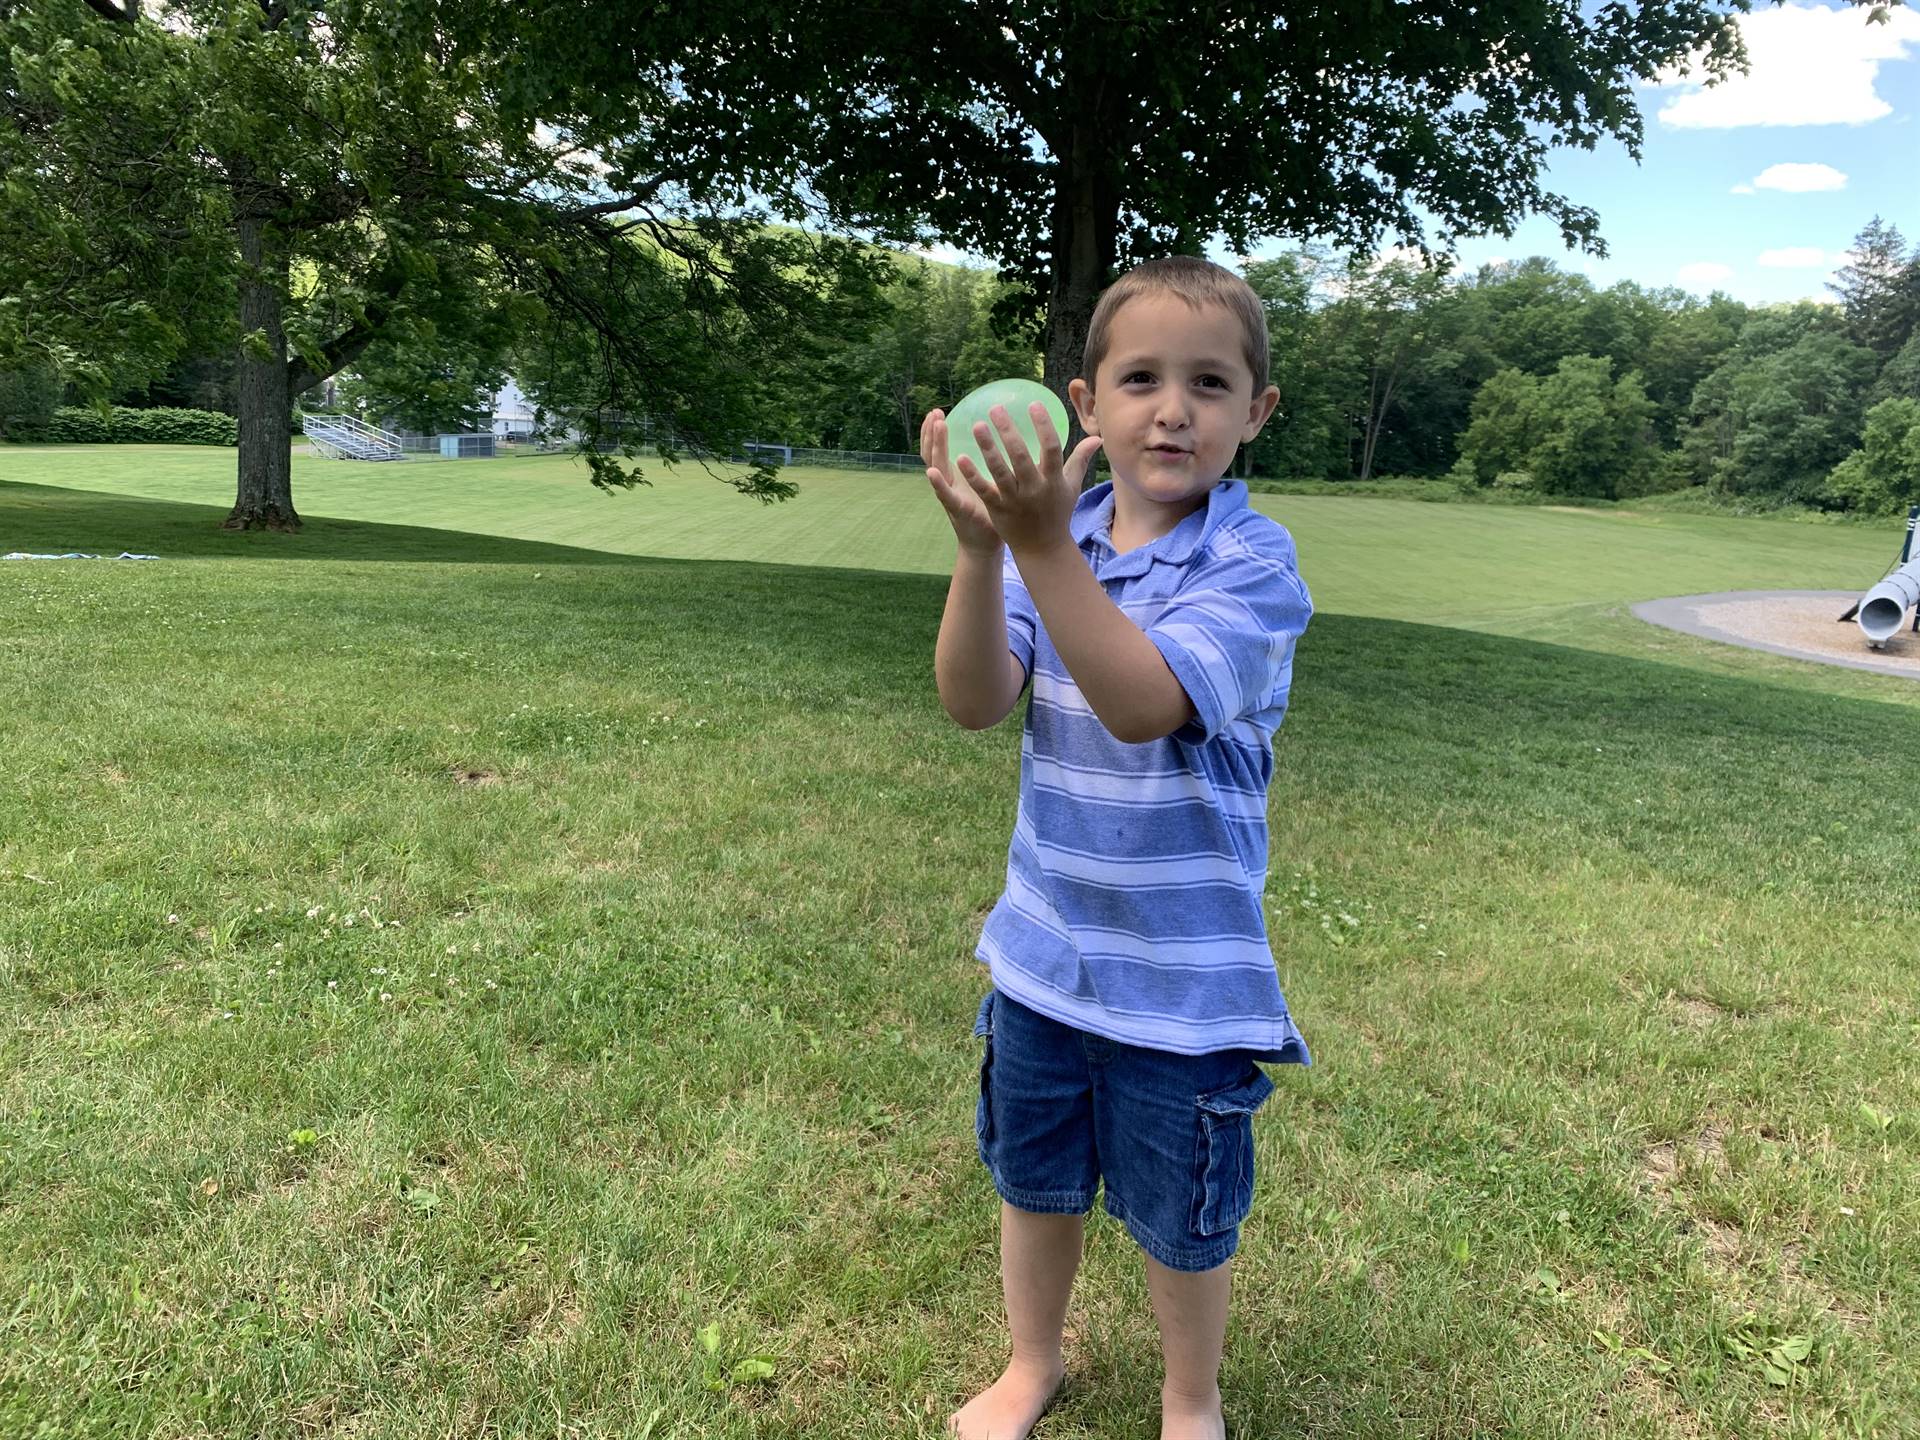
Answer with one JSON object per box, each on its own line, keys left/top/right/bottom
{"left": 1730, "top": 183, "right": 1757, "bottom": 195}
{"left": 1750, "top": 162, "right": 1849, "bottom": 192}
{"left": 1677, "top": 262, "right": 1736, "bottom": 291}
{"left": 1647, "top": 2, "right": 1920, "bottom": 129}
{"left": 1757, "top": 247, "right": 1835, "bottom": 267}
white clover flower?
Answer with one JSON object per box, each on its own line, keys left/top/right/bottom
{"left": 327, "top": 980, "right": 338, "bottom": 989}
{"left": 166, "top": 914, "right": 181, "bottom": 925}
{"left": 273, "top": 942, "right": 284, "bottom": 951}
{"left": 380, "top": 992, "right": 393, "bottom": 1003}
{"left": 306, "top": 905, "right": 323, "bottom": 919}
{"left": 446, "top": 945, "right": 458, "bottom": 956}
{"left": 342, "top": 915, "right": 355, "bottom": 927}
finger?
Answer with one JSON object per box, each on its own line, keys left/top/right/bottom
{"left": 956, "top": 452, "right": 1003, "bottom": 508}
{"left": 988, "top": 405, "right": 1037, "bottom": 478}
{"left": 972, "top": 420, "right": 1015, "bottom": 487}
{"left": 1028, "top": 401, "right": 1063, "bottom": 471}
{"left": 919, "top": 409, "right": 941, "bottom": 468}
{"left": 1064, "top": 434, "right": 1104, "bottom": 488}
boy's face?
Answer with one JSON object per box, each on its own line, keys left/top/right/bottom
{"left": 1068, "top": 293, "right": 1280, "bottom": 513}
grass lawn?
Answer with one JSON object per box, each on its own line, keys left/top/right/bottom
{"left": 2, "top": 450, "right": 1916, "bottom": 1438}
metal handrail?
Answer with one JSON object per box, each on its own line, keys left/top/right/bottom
{"left": 305, "top": 412, "right": 403, "bottom": 461}
{"left": 306, "top": 413, "right": 401, "bottom": 446}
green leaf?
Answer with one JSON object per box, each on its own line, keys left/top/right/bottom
{"left": 1774, "top": 1335, "right": 1814, "bottom": 1363}
{"left": 697, "top": 1322, "right": 721, "bottom": 1355}
{"left": 729, "top": 1356, "right": 776, "bottom": 1384}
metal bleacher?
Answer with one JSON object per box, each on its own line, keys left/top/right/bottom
{"left": 305, "top": 413, "right": 404, "bottom": 461}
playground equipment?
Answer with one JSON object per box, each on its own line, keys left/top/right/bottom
{"left": 1839, "top": 505, "right": 1920, "bottom": 648}
{"left": 305, "top": 413, "right": 403, "bottom": 461}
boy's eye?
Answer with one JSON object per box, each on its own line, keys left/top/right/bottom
{"left": 1121, "top": 371, "right": 1154, "bottom": 385}
{"left": 1195, "top": 374, "right": 1229, "bottom": 390}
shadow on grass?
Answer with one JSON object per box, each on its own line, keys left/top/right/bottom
{"left": 0, "top": 480, "right": 633, "bottom": 567}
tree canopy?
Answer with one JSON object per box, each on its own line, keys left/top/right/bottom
{"left": 0, "top": 0, "right": 882, "bottom": 527}
{"left": 487, "top": 0, "right": 1762, "bottom": 396}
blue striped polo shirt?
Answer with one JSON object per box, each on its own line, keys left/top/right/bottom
{"left": 976, "top": 479, "right": 1314, "bottom": 1063}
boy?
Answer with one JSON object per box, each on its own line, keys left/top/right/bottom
{"left": 921, "top": 256, "right": 1313, "bottom": 1440}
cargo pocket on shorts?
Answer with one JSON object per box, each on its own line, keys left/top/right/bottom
{"left": 1191, "top": 1066, "right": 1275, "bottom": 1237}
{"left": 973, "top": 992, "right": 996, "bottom": 1153}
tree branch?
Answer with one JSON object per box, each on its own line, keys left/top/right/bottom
{"left": 287, "top": 291, "right": 399, "bottom": 396}
{"left": 559, "top": 185, "right": 669, "bottom": 220}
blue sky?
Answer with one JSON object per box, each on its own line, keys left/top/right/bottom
{"left": 1349, "top": 1, "right": 1920, "bottom": 306}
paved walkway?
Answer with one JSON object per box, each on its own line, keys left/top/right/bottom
{"left": 1633, "top": 590, "right": 1920, "bottom": 681}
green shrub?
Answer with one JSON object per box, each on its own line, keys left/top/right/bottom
{"left": 1825, "top": 397, "right": 1920, "bottom": 515}
{"left": 32, "top": 406, "right": 237, "bottom": 445}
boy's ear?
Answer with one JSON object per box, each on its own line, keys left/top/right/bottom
{"left": 1241, "top": 384, "right": 1281, "bottom": 442}
{"left": 1067, "top": 377, "right": 1100, "bottom": 434}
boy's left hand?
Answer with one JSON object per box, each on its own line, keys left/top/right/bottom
{"left": 955, "top": 403, "right": 1104, "bottom": 555}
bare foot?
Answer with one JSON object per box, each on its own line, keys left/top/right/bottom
{"left": 1160, "top": 1383, "right": 1226, "bottom": 1440}
{"left": 948, "top": 1357, "right": 1065, "bottom": 1440}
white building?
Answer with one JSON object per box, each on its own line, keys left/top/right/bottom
{"left": 491, "top": 378, "right": 538, "bottom": 437}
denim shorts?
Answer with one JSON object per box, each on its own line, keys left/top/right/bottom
{"left": 971, "top": 988, "right": 1276, "bottom": 1273}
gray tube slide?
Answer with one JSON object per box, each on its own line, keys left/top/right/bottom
{"left": 1857, "top": 556, "right": 1920, "bottom": 646}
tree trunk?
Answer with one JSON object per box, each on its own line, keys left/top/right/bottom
{"left": 1358, "top": 366, "right": 1381, "bottom": 481}
{"left": 227, "top": 210, "right": 301, "bottom": 531}
{"left": 1042, "top": 131, "right": 1118, "bottom": 456}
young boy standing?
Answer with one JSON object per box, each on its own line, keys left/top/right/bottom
{"left": 922, "top": 256, "right": 1313, "bottom": 1440}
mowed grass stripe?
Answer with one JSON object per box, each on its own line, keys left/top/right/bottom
{"left": 6, "top": 445, "right": 1902, "bottom": 629}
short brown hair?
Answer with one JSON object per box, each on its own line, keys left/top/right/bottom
{"left": 1082, "top": 256, "right": 1271, "bottom": 394}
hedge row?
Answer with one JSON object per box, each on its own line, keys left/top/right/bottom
{"left": 26, "top": 407, "right": 239, "bottom": 446}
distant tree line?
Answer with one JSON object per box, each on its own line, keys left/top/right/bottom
{"left": 1239, "top": 215, "right": 1920, "bottom": 514}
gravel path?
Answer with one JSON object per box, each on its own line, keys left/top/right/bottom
{"left": 1633, "top": 590, "right": 1920, "bottom": 681}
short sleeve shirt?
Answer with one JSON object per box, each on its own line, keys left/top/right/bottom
{"left": 978, "top": 479, "right": 1314, "bottom": 1062}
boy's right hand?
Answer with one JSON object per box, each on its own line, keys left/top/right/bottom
{"left": 922, "top": 408, "right": 1001, "bottom": 556}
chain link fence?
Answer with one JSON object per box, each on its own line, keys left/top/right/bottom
{"left": 778, "top": 446, "right": 921, "bottom": 472}
{"left": 351, "top": 427, "right": 923, "bottom": 472}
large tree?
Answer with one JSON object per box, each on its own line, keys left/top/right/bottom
{"left": 497, "top": 0, "right": 1786, "bottom": 401}
{"left": 1831, "top": 216, "right": 1920, "bottom": 361}
{"left": 0, "top": 0, "right": 881, "bottom": 529}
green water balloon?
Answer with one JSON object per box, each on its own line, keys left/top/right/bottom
{"left": 945, "top": 379, "right": 1070, "bottom": 478}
